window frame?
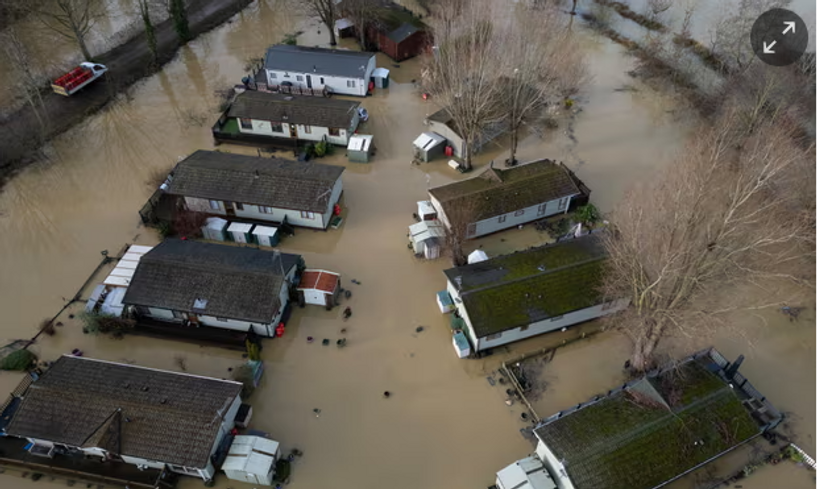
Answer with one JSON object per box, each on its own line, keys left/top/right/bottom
{"left": 515, "top": 209, "right": 525, "bottom": 217}
{"left": 208, "top": 200, "right": 221, "bottom": 210}
{"left": 486, "top": 331, "right": 502, "bottom": 340}
{"left": 498, "top": 214, "right": 507, "bottom": 223}
{"left": 558, "top": 197, "right": 568, "bottom": 211}
{"left": 300, "top": 211, "right": 315, "bottom": 219}
{"left": 296, "top": 75, "right": 304, "bottom": 82}
{"left": 239, "top": 118, "right": 253, "bottom": 130}
{"left": 537, "top": 203, "right": 547, "bottom": 216}
{"left": 271, "top": 122, "right": 283, "bottom": 132}
{"left": 259, "top": 206, "right": 273, "bottom": 214}
{"left": 328, "top": 127, "right": 341, "bottom": 137}
{"left": 347, "top": 79, "right": 356, "bottom": 88}
{"left": 268, "top": 72, "right": 277, "bottom": 79}
{"left": 302, "top": 125, "right": 312, "bottom": 134}
{"left": 234, "top": 202, "right": 244, "bottom": 211}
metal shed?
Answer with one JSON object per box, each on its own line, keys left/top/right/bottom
{"left": 202, "top": 217, "right": 228, "bottom": 241}
{"left": 347, "top": 134, "right": 374, "bottom": 163}
{"left": 412, "top": 132, "right": 446, "bottom": 162}
{"left": 372, "top": 67, "right": 390, "bottom": 88}
{"left": 417, "top": 200, "right": 438, "bottom": 221}
{"left": 223, "top": 435, "right": 281, "bottom": 486}
{"left": 408, "top": 220, "right": 445, "bottom": 259}
{"left": 227, "top": 222, "right": 254, "bottom": 243}
{"left": 253, "top": 225, "right": 280, "bottom": 247}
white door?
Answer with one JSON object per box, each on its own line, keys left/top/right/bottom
{"left": 257, "top": 235, "right": 270, "bottom": 247}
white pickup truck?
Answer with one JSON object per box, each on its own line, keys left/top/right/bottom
{"left": 51, "top": 62, "right": 107, "bottom": 96}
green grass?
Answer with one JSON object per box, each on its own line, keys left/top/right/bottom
{"left": 220, "top": 117, "right": 240, "bottom": 135}
{"left": 537, "top": 362, "right": 760, "bottom": 489}
{"left": 377, "top": 8, "right": 426, "bottom": 31}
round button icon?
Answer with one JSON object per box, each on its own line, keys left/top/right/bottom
{"left": 751, "top": 8, "right": 808, "bottom": 66}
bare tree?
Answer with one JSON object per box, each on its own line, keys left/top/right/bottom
{"left": 33, "top": 0, "right": 102, "bottom": 61}
{"left": 169, "top": 0, "right": 190, "bottom": 43}
{"left": 341, "top": 0, "right": 377, "bottom": 50}
{"left": 138, "top": 0, "right": 159, "bottom": 63}
{"left": 710, "top": 0, "right": 791, "bottom": 73}
{"left": 504, "top": 7, "right": 586, "bottom": 165}
{"left": 601, "top": 110, "right": 814, "bottom": 371}
{"left": 440, "top": 195, "right": 481, "bottom": 266}
{"left": 422, "top": 0, "right": 509, "bottom": 170}
{"left": 1, "top": 29, "right": 47, "bottom": 136}
{"left": 302, "top": 0, "right": 338, "bottom": 46}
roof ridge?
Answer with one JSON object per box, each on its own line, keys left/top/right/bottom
{"left": 459, "top": 255, "right": 606, "bottom": 298}
{"left": 143, "top": 256, "right": 291, "bottom": 277}
{"left": 55, "top": 356, "right": 244, "bottom": 386}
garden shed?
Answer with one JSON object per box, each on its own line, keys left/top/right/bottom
{"left": 412, "top": 132, "right": 446, "bottom": 162}
{"left": 223, "top": 435, "right": 281, "bottom": 486}
{"left": 253, "top": 226, "right": 280, "bottom": 247}
{"left": 408, "top": 220, "right": 445, "bottom": 259}
{"left": 372, "top": 67, "right": 390, "bottom": 88}
{"left": 228, "top": 222, "right": 254, "bottom": 243}
{"left": 347, "top": 134, "right": 374, "bottom": 162}
{"left": 297, "top": 269, "right": 341, "bottom": 308}
{"left": 202, "top": 217, "right": 228, "bottom": 241}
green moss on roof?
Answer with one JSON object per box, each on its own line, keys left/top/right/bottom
{"left": 377, "top": 8, "right": 426, "bottom": 30}
{"left": 445, "top": 236, "right": 608, "bottom": 336}
{"left": 536, "top": 361, "right": 761, "bottom": 489}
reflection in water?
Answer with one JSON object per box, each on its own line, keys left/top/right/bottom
{"left": 0, "top": 2, "right": 813, "bottom": 489}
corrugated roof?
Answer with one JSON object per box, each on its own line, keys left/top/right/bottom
{"left": 429, "top": 160, "right": 581, "bottom": 223}
{"left": 387, "top": 23, "right": 420, "bottom": 43}
{"left": 122, "top": 239, "right": 301, "bottom": 323}
{"left": 5, "top": 356, "right": 242, "bottom": 469}
{"left": 444, "top": 235, "right": 607, "bottom": 336}
{"left": 264, "top": 44, "right": 375, "bottom": 78}
{"left": 534, "top": 357, "right": 762, "bottom": 489}
{"left": 226, "top": 91, "right": 360, "bottom": 129}
{"left": 297, "top": 269, "right": 340, "bottom": 294}
{"left": 165, "top": 150, "right": 344, "bottom": 213}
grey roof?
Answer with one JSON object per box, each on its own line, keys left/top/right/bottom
{"left": 427, "top": 108, "right": 453, "bottom": 125}
{"left": 387, "top": 23, "right": 420, "bottom": 43}
{"left": 5, "top": 355, "right": 242, "bottom": 470}
{"left": 227, "top": 91, "right": 360, "bottom": 129}
{"left": 165, "top": 150, "right": 344, "bottom": 213}
{"left": 264, "top": 44, "right": 375, "bottom": 79}
{"left": 444, "top": 235, "right": 607, "bottom": 337}
{"left": 122, "top": 239, "right": 301, "bottom": 323}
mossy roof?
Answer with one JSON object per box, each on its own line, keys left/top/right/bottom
{"left": 534, "top": 360, "right": 761, "bottom": 489}
{"left": 444, "top": 236, "right": 607, "bottom": 336}
{"left": 428, "top": 160, "right": 581, "bottom": 223}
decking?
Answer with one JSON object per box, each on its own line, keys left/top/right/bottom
{"left": 129, "top": 316, "right": 250, "bottom": 350}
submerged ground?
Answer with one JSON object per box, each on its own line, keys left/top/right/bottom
{"left": 0, "top": 1, "right": 813, "bottom": 488}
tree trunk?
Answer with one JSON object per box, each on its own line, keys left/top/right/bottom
{"left": 631, "top": 329, "right": 660, "bottom": 372}
{"left": 76, "top": 32, "right": 92, "bottom": 60}
{"left": 328, "top": 21, "right": 337, "bottom": 45}
{"left": 571, "top": 0, "right": 578, "bottom": 14}
{"left": 462, "top": 136, "right": 472, "bottom": 170}
{"left": 509, "top": 126, "right": 519, "bottom": 165}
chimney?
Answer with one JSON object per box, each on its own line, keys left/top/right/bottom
{"left": 724, "top": 354, "right": 745, "bottom": 380}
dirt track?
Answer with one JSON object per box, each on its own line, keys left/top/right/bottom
{"left": 0, "top": 0, "right": 253, "bottom": 187}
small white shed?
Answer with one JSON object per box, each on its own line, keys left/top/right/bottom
{"left": 228, "top": 222, "right": 254, "bottom": 243}
{"left": 348, "top": 134, "right": 374, "bottom": 163}
{"left": 412, "top": 132, "right": 446, "bottom": 162}
{"left": 253, "top": 225, "right": 280, "bottom": 247}
{"left": 468, "top": 249, "right": 489, "bottom": 264}
{"left": 372, "top": 67, "right": 390, "bottom": 88}
{"left": 409, "top": 220, "right": 446, "bottom": 259}
{"left": 297, "top": 269, "right": 341, "bottom": 308}
{"left": 202, "top": 217, "right": 229, "bottom": 241}
{"left": 417, "top": 200, "right": 437, "bottom": 221}
{"left": 223, "top": 435, "right": 281, "bottom": 486}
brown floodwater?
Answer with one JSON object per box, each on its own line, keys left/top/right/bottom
{"left": 0, "top": 1, "right": 813, "bottom": 488}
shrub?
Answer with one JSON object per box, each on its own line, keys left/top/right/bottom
{"left": 314, "top": 140, "right": 328, "bottom": 157}
{"left": 79, "top": 312, "right": 135, "bottom": 337}
{"left": 577, "top": 203, "right": 601, "bottom": 225}
{"left": 38, "top": 319, "right": 55, "bottom": 336}
{"left": 232, "top": 364, "right": 256, "bottom": 399}
{"left": 0, "top": 349, "right": 37, "bottom": 371}
{"left": 283, "top": 33, "right": 297, "bottom": 45}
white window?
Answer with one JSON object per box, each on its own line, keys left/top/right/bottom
{"left": 515, "top": 209, "right": 525, "bottom": 217}
{"left": 215, "top": 317, "right": 229, "bottom": 322}
{"left": 486, "top": 332, "right": 502, "bottom": 340}
{"left": 239, "top": 118, "right": 252, "bottom": 130}
{"left": 498, "top": 215, "right": 507, "bottom": 223}
{"left": 300, "top": 211, "right": 315, "bottom": 219}
{"left": 558, "top": 198, "right": 568, "bottom": 211}
{"left": 329, "top": 127, "right": 341, "bottom": 136}
{"left": 209, "top": 200, "right": 220, "bottom": 210}
{"left": 269, "top": 72, "right": 277, "bottom": 79}
{"left": 347, "top": 80, "right": 356, "bottom": 88}
{"left": 538, "top": 203, "right": 547, "bottom": 215}
{"left": 303, "top": 125, "right": 312, "bottom": 134}
{"left": 271, "top": 122, "right": 283, "bottom": 132}
{"left": 259, "top": 206, "right": 274, "bottom": 214}
{"left": 296, "top": 75, "right": 304, "bottom": 82}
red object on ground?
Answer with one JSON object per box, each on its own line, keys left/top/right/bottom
{"left": 333, "top": 204, "right": 341, "bottom": 216}
{"left": 53, "top": 66, "right": 93, "bottom": 92}
{"left": 444, "top": 146, "right": 454, "bottom": 157}
{"left": 422, "top": 93, "right": 428, "bottom": 100}
{"left": 368, "top": 81, "right": 375, "bottom": 92}
{"left": 275, "top": 323, "right": 285, "bottom": 337}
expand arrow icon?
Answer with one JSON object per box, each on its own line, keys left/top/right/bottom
{"left": 783, "top": 21, "right": 796, "bottom": 34}
{"left": 763, "top": 40, "right": 777, "bottom": 54}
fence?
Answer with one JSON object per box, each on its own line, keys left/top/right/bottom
{"left": 789, "top": 444, "right": 817, "bottom": 470}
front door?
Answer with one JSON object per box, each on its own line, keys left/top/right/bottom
{"left": 306, "top": 75, "right": 312, "bottom": 89}
{"left": 224, "top": 201, "right": 236, "bottom": 216}
{"left": 289, "top": 124, "right": 297, "bottom": 138}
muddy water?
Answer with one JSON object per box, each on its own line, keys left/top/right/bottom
{"left": 0, "top": 2, "right": 813, "bottom": 489}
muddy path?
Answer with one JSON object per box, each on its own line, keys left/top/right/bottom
{"left": 0, "top": 0, "right": 253, "bottom": 187}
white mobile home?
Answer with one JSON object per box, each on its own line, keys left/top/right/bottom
{"left": 428, "top": 159, "right": 584, "bottom": 239}
{"left": 165, "top": 150, "right": 345, "bottom": 230}
{"left": 440, "top": 235, "right": 628, "bottom": 355}
{"left": 4, "top": 355, "right": 243, "bottom": 484}
{"left": 215, "top": 91, "right": 362, "bottom": 146}
{"left": 263, "top": 44, "right": 376, "bottom": 97}
{"left": 122, "top": 239, "right": 302, "bottom": 337}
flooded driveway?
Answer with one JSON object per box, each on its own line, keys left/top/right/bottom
{"left": 0, "top": 1, "right": 812, "bottom": 488}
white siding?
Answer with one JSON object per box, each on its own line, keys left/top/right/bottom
{"left": 266, "top": 56, "right": 375, "bottom": 97}
{"left": 446, "top": 281, "right": 480, "bottom": 351}
{"left": 427, "top": 120, "right": 463, "bottom": 157}
{"left": 320, "top": 178, "right": 344, "bottom": 227}
{"left": 238, "top": 119, "right": 289, "bottom": 137}
{"left": 148, "top": 307, "right": 179, "bottom": 321}
{"left": 469, "top": 196, "right": 575, "bottom": 238}
{"left": 474, "top": 299, "right": 630, "bottom": 352}
{"left": 199, "top": 315, "right": 273, "bottom": 337}
{"left": 236, "top": 118, "right": 352, "bottom": 145}
{"left": 537, "top": 441, "right": 576, "bottom": 489}
{"left": 430, "top": 194, "right": 450, "bottom": 228}
{"left": 186, "top": 197, "right": 225, "bottom": 215}
{"left": 120, "top": 455, "right": 166, "bottom": 470}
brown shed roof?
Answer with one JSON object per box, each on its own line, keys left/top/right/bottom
{"left": 227, "top": 91, "right": 360, "bottom": 129}
{"left": 5, "top": 356, "right": 242, "bottom": 470}
{"left": 428, "top": 159, "right": 581, "bottom": 223}
{"left": 165, "top": 150, "right": 344, "bottom": 213}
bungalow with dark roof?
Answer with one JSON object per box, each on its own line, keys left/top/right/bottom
{"left": 213, "top": 91, "right": 363, "bottom": 147}
{"left": 442, "top": 235, "right": 628, "bottom": 354}
{"left": 165, "top": 150, "right": 344, "bottom": 230}
{"left": 496, "top": 348, "right": 783, "bottom": 489}
{"left": 263, "top": 44, "right": 376, "bottom": 97}
{"left": 3, "top": 355, "right": 244, "bottom": 483}
{"left": 122, "top": 239, "right": 302, "bottom": 336}
{"left": 428, "top": 159, "right": 586, "bottom": 239}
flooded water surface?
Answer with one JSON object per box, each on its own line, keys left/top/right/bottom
{"left": 0, "top": 1, "right": 813, "bottom": 488}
